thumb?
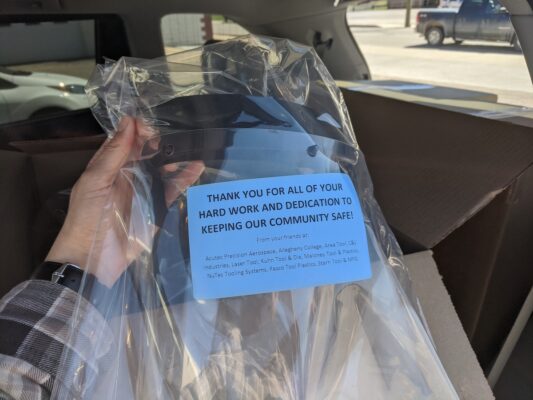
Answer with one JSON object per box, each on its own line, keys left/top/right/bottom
{"left": 86, "top": 117, "right": 136, "bottom": 179}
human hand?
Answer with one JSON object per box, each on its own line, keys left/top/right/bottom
{"left": 46, "top": 117, "right": 204, "bottom": 287}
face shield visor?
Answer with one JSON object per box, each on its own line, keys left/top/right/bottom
{"left": 51, "top": 36, "right": 458, "bottom": 400}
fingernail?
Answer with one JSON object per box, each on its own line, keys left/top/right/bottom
{"left": 117, "top": 117, "right": 131, "bottom": 133}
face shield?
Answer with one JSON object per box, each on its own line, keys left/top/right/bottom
{"left": 51, "top": 36, "right": 458, "bottom": 400}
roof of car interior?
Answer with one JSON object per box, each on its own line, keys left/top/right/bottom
{"left": 0, "top": 0, "right": 339, "bottom": 25}
{"left": 1, "top": 0, "right": 531, "bottom": 20}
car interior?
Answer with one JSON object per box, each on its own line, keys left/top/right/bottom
{"left": 1, "top": 0, "right": 532, "bottom": 398}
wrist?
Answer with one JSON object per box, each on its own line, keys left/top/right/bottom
{"left": 46, "top": 229, "right": 89, "bottom": 270}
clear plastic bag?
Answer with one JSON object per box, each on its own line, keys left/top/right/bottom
{"left": 52, "top": 35, "right": 458, "bottom": 399}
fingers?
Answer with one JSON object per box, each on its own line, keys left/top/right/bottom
{"left": 87, "top": 116, "right": 204, "bottom": 210}
{"left": 162, "top": 161, "right": 205, "bottom": 207}
{"left": 134, "top": 118, "right": 160, "bottom": 159}
{"left": 86, "top": 117, "right": 136, "bottom": 180}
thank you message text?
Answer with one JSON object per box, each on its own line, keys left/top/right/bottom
{"left": 187, "top": 173, "right": 371, "bottom": 299}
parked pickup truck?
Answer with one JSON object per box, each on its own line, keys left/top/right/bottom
{"left": 416, "top": 0, "right": 519, "bottom": 49}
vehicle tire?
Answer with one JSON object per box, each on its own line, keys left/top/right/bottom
{"left": 454, "top": 39, "right": 463, "bottom": 45}
{"left": 425, "top": 27, "right": 444, "bottom": 46}
{"left": 30, "top": 107, "right": 68, "bottom": 119}
{"left": 512, "top": 36, "right": 522, "bottom": 52}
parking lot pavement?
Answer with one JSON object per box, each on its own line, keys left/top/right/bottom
{"left": 348, "top": 10, "right": 533, "bottom": 108}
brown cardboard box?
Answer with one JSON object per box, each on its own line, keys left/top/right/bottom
{"left": 340, "top": 80, "right": 498, "bottom": 104}
{"left": 338, "top": 80, "right": 533, "bottom": 129}
{"left": 0, "top": 99, "right": 499, "bottom": 396}
{"left": 341, "top": 86, "right": 533, "bottom": 370}
{"left": 405, "top": 250, "right": 494, "bottom": 400}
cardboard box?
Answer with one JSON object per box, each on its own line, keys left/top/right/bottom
{"left": 339, "top": 80, "right": 498, "bottom": 104}
{"left": 338, "top": 80, "right": 533, "bottom": 129}
{"left": 405, "top": 250, "right": 494, "bottom": 400}
{"left": 0, "top": 108, "right": 498, "bottom": 395}
{"left": 341, "top": 86, "right": 533, "bottom": 370}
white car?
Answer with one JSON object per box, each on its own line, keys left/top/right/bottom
{"left": 0, "top": 67, "right": 90, "bottom": 124}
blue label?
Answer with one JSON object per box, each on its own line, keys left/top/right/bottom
{"left": 187, "top": 173, "right": 371, "bottom": 300}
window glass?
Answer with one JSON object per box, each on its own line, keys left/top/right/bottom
{"left": 161, "top": 14, "right": 249, "bottom": 55}
{"left": 347, "top": 1, "right": 532, "bottom": 108}
{"left": 0, "top": 20, "right": 95, "bottom": 124}
{"left": 0, "top": 75, "right": 17, "bottom": 90}
{"left": 161, "top": 14, "right": 209, "bottom": 53}
{"left": 211, "top": 15, "right": 249, "bottom": 41}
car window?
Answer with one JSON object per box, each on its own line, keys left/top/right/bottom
{"left": 346, "top": 1, "right": 532, "bottom": 109}
{"left": 210, "top": 15, "right": 249, "bottom": 41}
{"left": 462, "top": 0, "right": 484, "bottom": 12}
{"left": 0, "top": 77, "right": 17, "bottom": 90}
{"left": 0, "top": 19, "right": 95, "bottom": 125}
{"left": 485, "top": 0, "right": 504, "bottom": 14}
{"left": 161, "top": 14, "right": 249, "bottom": 54}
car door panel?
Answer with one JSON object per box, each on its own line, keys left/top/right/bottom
{"left": 481, "top": 1, "right": 514, "bottom": 41}
{"left": 454, "top": 0, "right": 484, "bottom": 39}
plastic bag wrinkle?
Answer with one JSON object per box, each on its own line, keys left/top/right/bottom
{"left": 53, "top": 35, "right": 458, "bottom": 399}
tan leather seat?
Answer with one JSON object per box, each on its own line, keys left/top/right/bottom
{"left": 0, "top": 136, "right": 101, "bottom": 297}
{"left": 0, "top": 150, "right": 36, "bottom": 296}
